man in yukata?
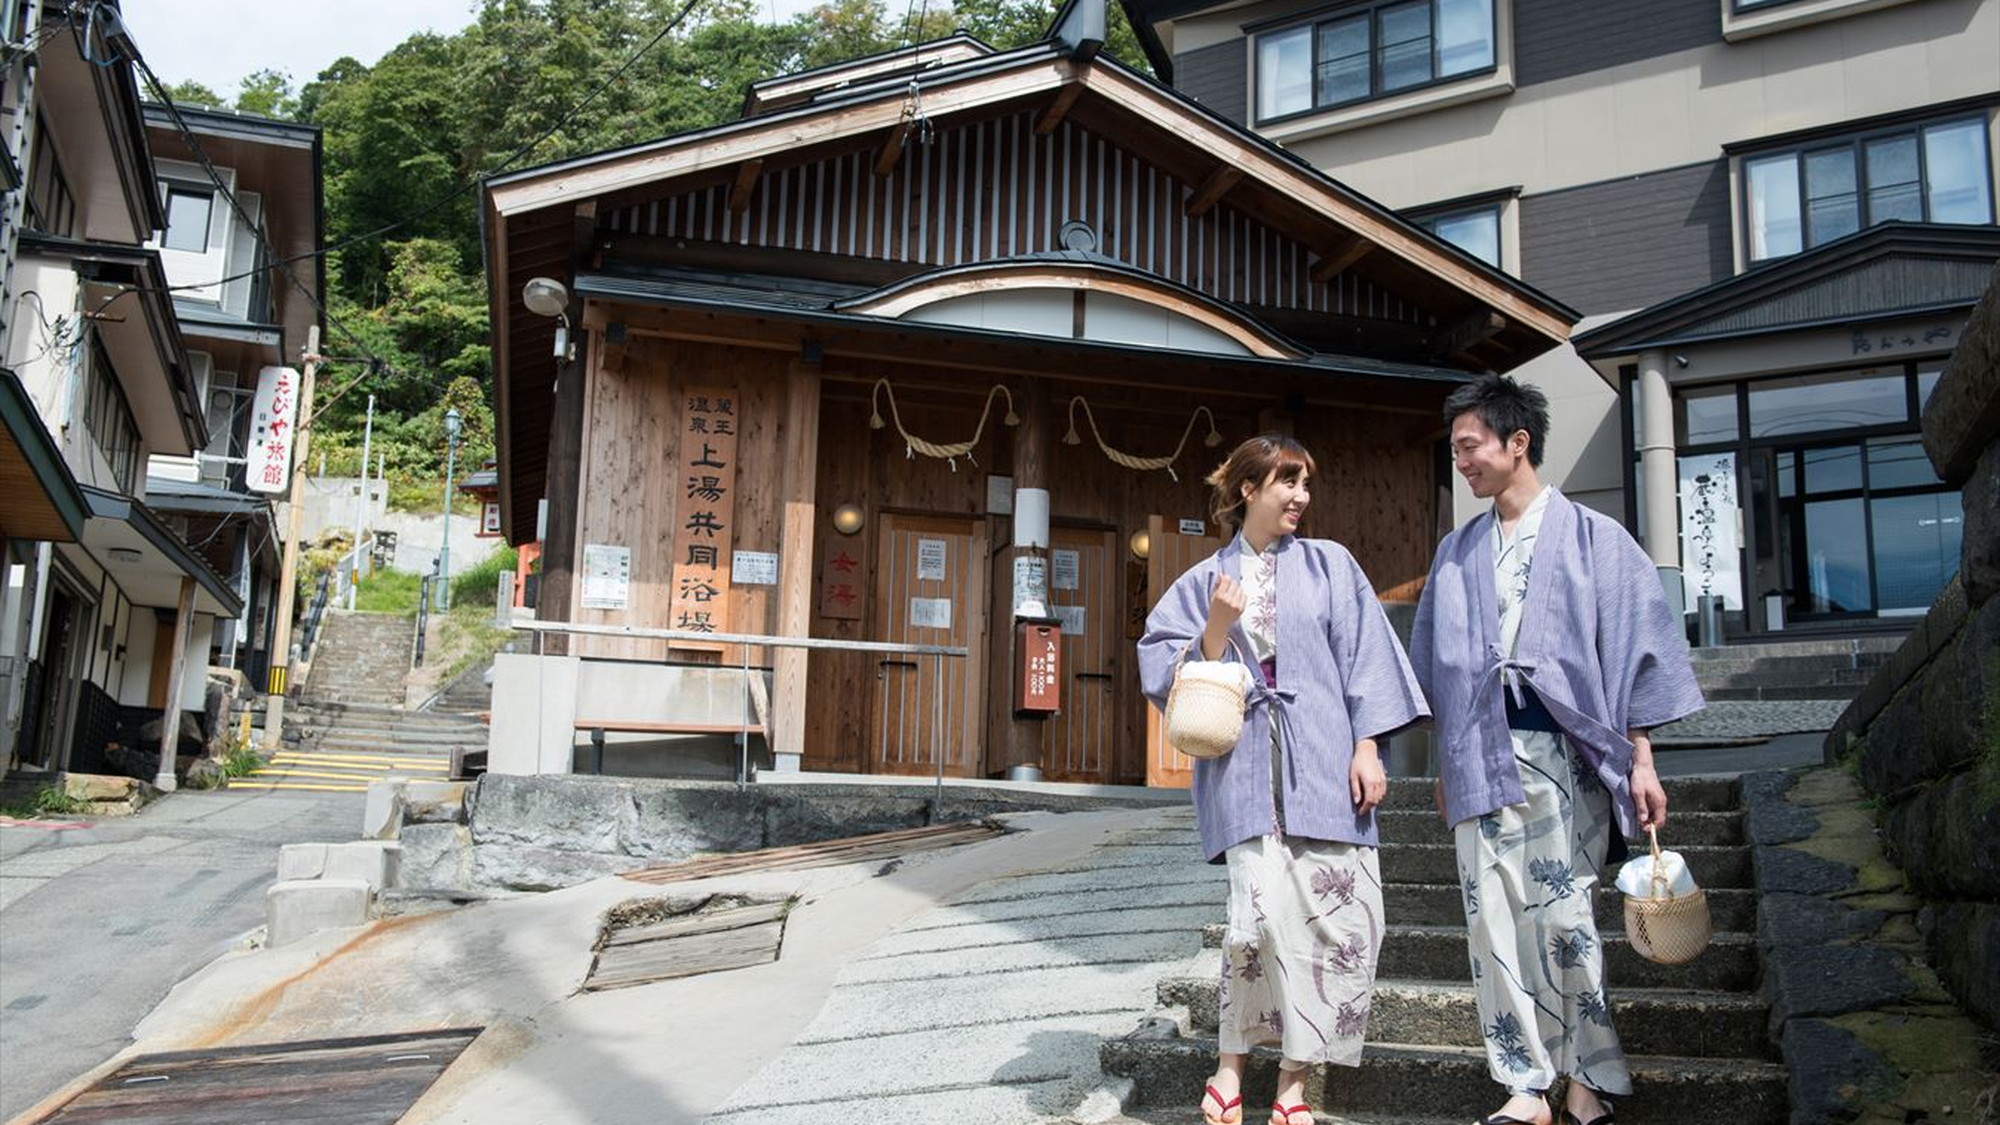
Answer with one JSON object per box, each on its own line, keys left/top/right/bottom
{"left": 1410, "top": 374, "right": 1703, "bottom": 1125}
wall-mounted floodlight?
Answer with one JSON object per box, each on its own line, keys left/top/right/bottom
{"left": 522, "top": 277, "right": 574, "bottom": 361}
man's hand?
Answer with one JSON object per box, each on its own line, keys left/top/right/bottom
{"left": 1350, "top": 740, "right": 1387, "bottom": 815}
{"left": 1201, "top": 573, "right": 1246, "bottom": 659}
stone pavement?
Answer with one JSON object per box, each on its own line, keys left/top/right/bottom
{"left": 0, "top": 786, "right": 362, "bottom": 1121}
{"left": 1650, "top": 699, "right": 1849, "bottom": 745}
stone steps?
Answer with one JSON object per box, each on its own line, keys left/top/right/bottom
{"left": 1099, "top": 1037, "right": 1788, "bottom": 1125}
{"left": 1382, "top": 843, "right": 1750, "bottom": 890}
{"left": 1155, "top": 958, "right": 1773, "bottom": 1060}
{"left": 1377, "top": 809, "right": 1743, "bottom": 848}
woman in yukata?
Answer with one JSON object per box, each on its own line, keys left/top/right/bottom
{"left": 1139, "top": 434, "right": 1430, "bottom": 1125}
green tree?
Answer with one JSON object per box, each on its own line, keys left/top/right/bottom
{"left": 162, "top": 79, "right": 225, "bottom": 106}
{"left": 233, "top": 68, "right": 299, "bottom": 118}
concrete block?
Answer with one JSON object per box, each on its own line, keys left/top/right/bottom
{"left": 469, "top": 773, "right": 631, "bottom": 853}
{"left": 266, "top": 878, "right": 375, "bottom": 947}
{"left": 276, "top": 843, "right": 330, "bottom": 881}
{"left": 401, "top": 780, "right": 470, "bottom": 825}
{"left": 362, "top": 778, "right": 408, "bottom": 840}
{"left": 323, "top": 841, "right": 401, "bottom": 889}
{"left": 398, "top": 823, "right": 474, "bottom": 892}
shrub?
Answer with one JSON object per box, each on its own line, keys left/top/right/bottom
{"left": 450, "top": 545, "right": 518, "bottom": 608}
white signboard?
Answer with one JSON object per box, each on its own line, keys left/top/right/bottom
{"left": 1053, "top": 603, "right": 1087, "bottom": 635}
{"left": 1179, "top": 518, "right": 1207, "bottom": 536}
{"left": 581, "top": 543, "right": 632, "bottom": 609}
{"left": 1012, "top": 555, "right": 1047, "bottom": 618}
{"left": 1051, "top": 549, "right": 1080, "bottom": 591}
{"left": 910, "top": 597, "right": 953, "bottom": 630}
{"left": 246, "top": 365, "right": 302, "bottom": 494}
{"left": 1678, "top": 452, "right": 1742, "bottom": 611}
{"left": 732, "top": 550, "right": 778, "bottom": 585}
{"left": 985, "top": 474, "right": 1014, "bottom": 515}
{"left": 917, "top": 538, "right": 948, "bottom": 581}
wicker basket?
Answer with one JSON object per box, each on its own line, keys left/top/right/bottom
{"left": 1623, "top": 827, "right": 1713, "bottom": 965}
{"left": 1164, "top": 661, "right": 1247, "bottom": 760}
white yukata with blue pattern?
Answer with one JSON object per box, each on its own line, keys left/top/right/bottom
{"left": 1455, "top": 487, "right": 1632, "bottom": 1097}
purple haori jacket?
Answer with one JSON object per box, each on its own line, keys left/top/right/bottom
{"left": 1410, "top": 488, "right": 1705, "bottom": 841}
{"left": 1138, "top": 535, "right": 1429, "bottom": 863}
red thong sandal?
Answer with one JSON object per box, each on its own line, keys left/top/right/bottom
{"left": 1201, "top": 1084, "right": 1244, "bottom": 1125}
{"left": 1270, "top": 1100, "right": 1313, "bottom": 1125}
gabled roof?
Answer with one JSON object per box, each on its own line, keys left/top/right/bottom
{"left": 1575, "top": 222, "right": 2000, "bottom": 357}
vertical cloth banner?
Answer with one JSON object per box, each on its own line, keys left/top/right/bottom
{"left": 1677, "top": 451, "right": 1742, "bottom": 611}
{"left": 668, "top": 387, "right": 740, "bottom": 635}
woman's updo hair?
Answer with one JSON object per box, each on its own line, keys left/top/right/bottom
{"left": 1205, "top": 433, "right": 1315, "bottom": 532}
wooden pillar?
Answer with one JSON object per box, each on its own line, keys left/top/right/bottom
{"left": 772, "top": 359, "right": 821, "bottom": 773}
{"left": 534, "top": 203, "right": 599, "bottom": 657}
{"left": 1002, "top": 379, "right": 1051, "bottom": 774}
{"left": 154, "top": 576, "right": 197, "bottom": 792}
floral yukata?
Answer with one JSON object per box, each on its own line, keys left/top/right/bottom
{"left": 1455, "top": 486, "right": 1630, "bottom": 1097}
{"left": 1216, "top": 538, "right": 1384, "bottom": 1067}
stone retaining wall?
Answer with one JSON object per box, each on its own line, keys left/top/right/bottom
{"left": 1826, "top": 264, "right": 2000, "bottom": 1029}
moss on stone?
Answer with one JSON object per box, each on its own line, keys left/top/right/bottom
{"left": 1831, "top": 1010, "right": 1986, "bottom": 1076}
{"left": 1790, "top": 766, "right": 1866, "bottom": 808}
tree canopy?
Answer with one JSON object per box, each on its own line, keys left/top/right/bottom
{"left": 169, "top": 0, "right": 1151, "bottom": 488}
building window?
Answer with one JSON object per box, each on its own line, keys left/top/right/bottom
{"left": 1743, "top": 116, "right": 1994, "bottom": 262}
{"left": 161, "top": 186, "right": 214, "bottom": 253}
{"left": 25, "top": 117, "right": 75, "bottom": 238}
{"left": 1255, "top": 0, "right": 1494, "bottom": 123}
{"left": 85, "top": 339, "right": 141, "bottom": 494}
{"left": 1413, "top": 204, "right": 1501, "bottom": 266}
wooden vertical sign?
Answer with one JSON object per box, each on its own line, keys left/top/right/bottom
{"left": 668, "top": 386, "right": 740, "bottom": 636}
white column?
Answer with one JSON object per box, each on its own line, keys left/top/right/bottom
{"left": 1637, "top": 349, "right": 1684, "bottom": 617}
{"left": 155, "top": 577, "right": 198, "bottom": 792}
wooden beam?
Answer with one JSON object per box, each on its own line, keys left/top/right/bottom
{"left": 1034, "top": 84, "right": 1084, "bottom": 135}
{"left": 772, "top": 358, "right": 821, "bottom": 769}
{"left": 1430, "top": 310, "right": 1507, "bottom": 361}
{"left": 1183, "top": 167, "right": 1243, "bottom": 218}
{"left": 1310, "top": 239, "right": 1373, "bottom": 283}
{"left": 873, "top": 122, "right": 910, "bottom": 177}
{"left": 154, "top": 576, "right": 197, "bottom": 789}
{"left": 726, "top": 159, "right": 763, "bottom": 213}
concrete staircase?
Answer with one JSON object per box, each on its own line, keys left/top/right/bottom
{"left": 1098, "top": 777, "right": 1786, "bottom": 1124}
{"left": 1687, "top": 636, "right": 1901, "bottom": 702}
{"left": 301, "top": 610, "right": 419, "bottom": 708}
{"left": 290, "top": 702, "right": 487, "bottom": 760}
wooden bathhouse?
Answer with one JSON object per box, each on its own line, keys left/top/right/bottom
{"left": 479, "top": 4, "right": 1577, "bottom": 785}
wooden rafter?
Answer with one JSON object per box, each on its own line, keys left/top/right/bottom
{"left": 1431, "top": 310, "right": 1507, "bottom": 361}
{"left": 1310, "top": 238, "right": 1373, "bottom": 283}
{"left": 1034, "top": 84, "right": 1084, "bottom": 135}
{"left": 1184, "top": 167, "right": 1243, "bottom": 217}
{"left": 727, "top": 159, "right": 764, "bottom": 213}
{"left": 874, "top": 121, "right": 910, "bottom": 177}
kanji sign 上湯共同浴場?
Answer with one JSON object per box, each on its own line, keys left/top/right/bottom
{"left": 668, "top": 388, "right": 739, "bottom": 636}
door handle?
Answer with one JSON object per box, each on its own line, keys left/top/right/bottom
{"left": 879, "top": 659, "right": 918, "bottom": 670}
{"left": 1073, "top": 672, "right": 1114, "bottom": 681}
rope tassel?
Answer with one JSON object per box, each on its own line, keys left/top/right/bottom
{"left": 869, "top": 379, "right": 1018, "bottom": 465}
{"left": 1063, "top": 397, "right": 1222, "bottom": 479}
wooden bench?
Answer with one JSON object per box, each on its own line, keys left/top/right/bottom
{"left": 573, "top": 720, "right": 767, "bottom": 774}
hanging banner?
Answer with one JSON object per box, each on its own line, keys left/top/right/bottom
{"left": 246, "top": 365, "right": 301, "bottom": 494}
{"left": 667, "top": 387, "right": 740, "bottom": 635}
{"left": 1678, "top": 451, "right": 1742, "bottom": 611}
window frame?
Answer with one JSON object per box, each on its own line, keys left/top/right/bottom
{"left": 160, "top": 182, "right": 216, "bottom": 254}
{"left": 84, "top": 337, "right": 141, "bottom": 495}
{"left": 1739, "top": 113, "right": 1996, "bottom": 264}
{"left": 1250, "top": 0, "right": 1498, "bottom": 127}
{"left": 1409, "top": 201, "right": 1504, "bottom": 268}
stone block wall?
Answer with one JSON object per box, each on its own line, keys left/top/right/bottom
{"left": 1826, "top": 264, "right": 2000, "bottom": 1030}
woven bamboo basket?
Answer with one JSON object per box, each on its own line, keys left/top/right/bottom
{"left": 1623, "top": 827, "right": 1713, "bottom": 965}
{"left": 1164, "top": 663, "right": 1246, "bottom": 760}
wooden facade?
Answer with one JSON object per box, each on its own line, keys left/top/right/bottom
{"left": 484, "top": 29, "right": 1576, "bottom": 784}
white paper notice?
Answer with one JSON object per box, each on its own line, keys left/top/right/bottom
{"left": 732, "top": 550, "right": 778, "bottom": 585}
{"left": 1051, "top": 549, "right": 1080, "bottom": 590}
{"left": 580, "top": 543, "right": 631, "bottom": 609}
{"left": 910, "top": 597, "right": 953, "bottom": 630}
{"left": 1053, "top": 603, "right": 1087, "bottom": 635}
{"left": 916, "top": 539, "right": 947, "bottom": 581}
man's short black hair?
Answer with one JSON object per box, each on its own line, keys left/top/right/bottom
{"left": 1442, "top": 374, "right": 1550, "bottom": 468}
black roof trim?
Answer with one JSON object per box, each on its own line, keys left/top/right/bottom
{"left": 81, "top": 485, "right": 242, "bottom": 615}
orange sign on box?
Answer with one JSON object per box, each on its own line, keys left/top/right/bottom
{"left": 1015, "top": 622, "right": 1061, "bottom": 714}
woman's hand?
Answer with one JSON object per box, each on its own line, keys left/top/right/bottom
{"left": 1350, "top": 740, "right": 1387, "bottom": 816}
{"left": 1201, "top": 573, "right": 1245, "bottom": 659}
{"left": 1629, "top": 729, "right": 1668, "bottom": 830}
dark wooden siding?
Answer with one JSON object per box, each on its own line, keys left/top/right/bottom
{"left": 1518, "top": 160, "right": 1734, "bottom": 315}
{"left": 599, "top": 111, "right": 1428, "bottom": 323}
{"left": 1514, "top": 0, "right": 1721, "bottom": 89}
{"left": 1174, "top": 40, "right": 1248, "bottom": 127}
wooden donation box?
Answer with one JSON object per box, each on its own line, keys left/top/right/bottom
{"left": 1015, "top": 620, "right": 1062, "bottom": 715}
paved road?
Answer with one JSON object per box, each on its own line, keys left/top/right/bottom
{"left": 0, "top": 786, "right": 362, "bottom": 1121}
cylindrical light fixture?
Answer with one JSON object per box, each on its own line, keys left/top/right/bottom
{"left": 831, "top": 503, "right": 865, "bottom": 535}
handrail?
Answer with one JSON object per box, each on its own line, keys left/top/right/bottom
{"left": 507, "top": 619, "right": 970, "bottom": 790}
{"left": 412, "top": 574, "right": 432, "bottom": 668}
{"left": 298, "top": 572, "right": 332, "bottom": 665}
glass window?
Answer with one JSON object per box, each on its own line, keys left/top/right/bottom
{"left": 1746, "top": 154, "right": 1802, "bottom": 260}
{"left": 1804, "top": 498, "right": 1873, "bottom": 613}
{"left": 1748, "top": 370, "right": 1908, "bottom": 437}
{"left": 1870, "top": 491, "right": 1962, "bottom": 612}
{"left": 1254, "top": 0, "right": 1495, "bottom": 122}
{"left": 1417, "top": 205, "right": 1501, "bottom": 266}
{"left": 1803, "top": 444, "right": 1862, "bottom": 492}
{"left": 163, "top": 187, "right": 212, "bottom": 253}
{"left": 1866, "top": 437, "right": 1942, "bottom": 490}
{"left": 1676, "top": 386, "right": 1740, "bottom": 446}
{"left": 1918, "top": 368, "right": 1942, "bottom": 409}
{"left": 1776, "top": 450, "right": 1796, "bottom": 499}
{"left": 1257, "top": 26, "right": 1313, "bottom": 120}
{"left": 1743, "top": 116, "right": 1995, "bottom": 262}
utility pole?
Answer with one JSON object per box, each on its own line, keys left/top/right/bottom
{"left": 346, "top": 393, "right": 374, "bottom": 610}
{"left": 262, "top": 325, "right": 321, "bottom": 750}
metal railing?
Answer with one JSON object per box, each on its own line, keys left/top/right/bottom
{"left": 297, "top": 572, "right": 332, "bottom": 666}
{"left": 509, "top": 620, "right": 969, "bottom": 790}
{"left": 411, "top": 571, "right": 435, "bottom": 669}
